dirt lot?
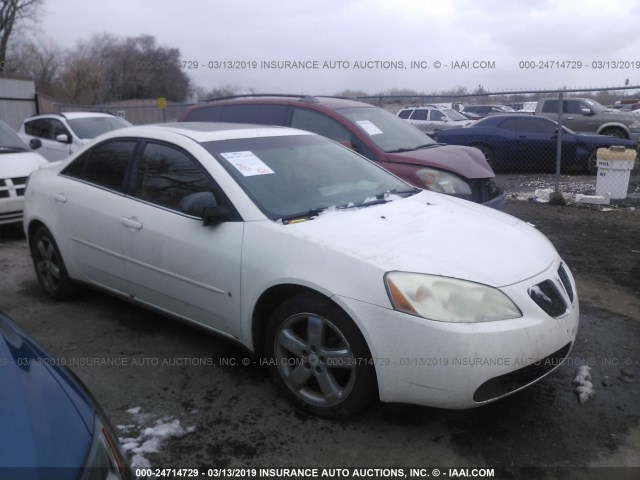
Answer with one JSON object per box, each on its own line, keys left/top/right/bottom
{"left": 1, "top": 198, "right": 639, "bottom": 479}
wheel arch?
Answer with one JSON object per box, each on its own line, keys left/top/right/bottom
{"left": 26, "top": 219, "right": 49, "bottom": 251}
{"left": 250, "top": 284, "right": 356, "bottom": 357}
{"left": 597, "top": 123, "right": 630, "bottom": 138}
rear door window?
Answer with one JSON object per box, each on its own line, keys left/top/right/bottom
{"left": 291, "top": 108, "right": 352, "bottom": 143}
{"left": 62, "top": 140, "right": 137, "bottom": 191}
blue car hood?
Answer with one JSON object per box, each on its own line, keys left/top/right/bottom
{"left": 0, "top": 314, "right": 93, "bottom": 473}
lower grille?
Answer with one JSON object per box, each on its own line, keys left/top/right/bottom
{"left": 473, "top": 342, "right": 572, "bottom": 402}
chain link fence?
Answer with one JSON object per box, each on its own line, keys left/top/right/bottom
{"left": 54, "top": 85, "right": 640, "bottom": 206}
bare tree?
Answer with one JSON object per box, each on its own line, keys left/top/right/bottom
{"left": 0, "top": 0, "right": 43, "bottom": 72}
{"left": 9, "top": 36, "right": 63, "bottom": 94}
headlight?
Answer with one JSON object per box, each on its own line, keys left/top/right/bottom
{"left": 80, "top": 416, "right": 131, "bottom": 480}
{"left": 415, "top": 168, "right": 472, "bottom": 198}
{"left": 385, "top": 272, "right": 522, "bottom": 323}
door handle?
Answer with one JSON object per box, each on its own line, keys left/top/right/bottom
{"left": 567, "top": 116, "right": 574, "bottom": 120}
{"left": 121, "top": 217, "right": 143, "bottom": 230}
{"left": 53, "top": 193, "right": 67, "bottom": 203}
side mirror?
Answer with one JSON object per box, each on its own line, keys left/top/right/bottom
{"left": 202, "top": 206, "right": 230, "bottom": 226}
{"left": 29, "top": 138, "right": 42, "bottom": 150}
{"left": 178, "top": 191, "right": 223, "bottom": 222}
{"left": 580, "top": 108, "right": 593, "bottom": 116}
{"left": 56, "top": 133, "right": 70, "bottom": 143}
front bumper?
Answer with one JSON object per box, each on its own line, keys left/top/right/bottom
{"left": 482, "top": 189, "right": 506, "bottom": 210}
{"left": 0, "top": 197, "right": 24, "bottom": 225}
{"left": 336, "top": 258, "right": 579, "bottom": 409}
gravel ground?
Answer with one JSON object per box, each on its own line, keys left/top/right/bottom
{"left": 0, "top": 197, "right": 639, "bottom": 479}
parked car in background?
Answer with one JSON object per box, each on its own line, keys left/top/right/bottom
{"left": 437, "top": 114, "right": 638, "bottom": 174}
{"left": 505, "top": 102, "right": 538, "bottom": 113}
{"left": 620, "top": 103, "right": 640, "bottom": 112}
{"left": 0, "top": 119, "right": 48, "bottom": 225}
{"left": 181, "top": 95, "right": 505, "bottom": 208}
{"left": 18, "top": 112, "right": 132, "bottom": 161}
{"left": 535, "top": 98, "right": 640, "bottom": 140}
{"left": 24, "top": 122, "right": 578, "bottom": 418}
{"left": 462, "top": 105, "right": 514, "bottom": 118}
{"left": 0, "top": 311, "right": 132, "bottom": 479}
{"left": 396, "top": 105, "right": 474, "bottom": 138}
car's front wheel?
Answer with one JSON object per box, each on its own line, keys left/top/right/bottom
{"left": 265, "top": 293, "right": 377, "bottom": 418}
{"left": 31, "top": 226, "right": 77, "bottom": 300}
{"left": 471, "top": 143, "right": 495, "bottom": 168}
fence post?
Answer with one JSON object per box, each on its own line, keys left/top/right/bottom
{"left": 555, "top": 90, "right": 563, "bottom": 193}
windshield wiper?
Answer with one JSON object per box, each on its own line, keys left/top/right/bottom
{"left": 339, "top": 188, "right": 419, "bottom": 210}
{"left": 279, "top": 206, "right": 329, "bottom": 223}
{"left": 415, "top": 143, "right": 444, "bottom": 149}
{"left": 387, "top": 144, "right": 440, "bottom": 153}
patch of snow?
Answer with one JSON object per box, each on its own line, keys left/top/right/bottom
{"left": 572, "top": 365, "right": 596, "bottom": 404}
{"left": 533, "top": 188, "right": 554, "bottom": 203}
{"left": 530, "top": 285, "right": 552, "bottom": 303}
{"left": 118, "top": 407, "right": 196, "bottom": 469}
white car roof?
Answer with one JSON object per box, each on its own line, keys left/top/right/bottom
{"left": 98, "top": 122, "right": 314, "bottom": 144}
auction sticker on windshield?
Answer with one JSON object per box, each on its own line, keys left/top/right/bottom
{"left": 220, "top": 151, "right": 275, "bottom": 176}
{"left": 356, "top": 120, "right": 383, "bottom": 135}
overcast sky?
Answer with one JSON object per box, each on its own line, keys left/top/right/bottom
{"left": 34, "top": 0, "right": 640, "bottom": 95}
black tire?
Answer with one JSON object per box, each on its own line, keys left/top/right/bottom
{"left": 471, "top": 143, "right": 495, "bottom": 168}
{"left": 31, "top": 226, "right": 78, "bottom": 300}
{"left": 586, "top": 150, "right": 599, "bottom": 175}
{"left": 600, "top": 128, "right": 627, "bottom": 139}
{"left": 265, "top": 293, "right": 377, "bottom": 419}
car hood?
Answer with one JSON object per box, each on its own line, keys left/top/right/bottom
{"left": 384, "top": 144, "right": 495, "bottom": 179}
{"left": 0, "top": 314, "right": 93, "bottom": 470}
{"left": 0, "top": 151, "right": 48, "bottom": 177}
{"left": 286, "top": 191, "right": 556, "bottom": 288}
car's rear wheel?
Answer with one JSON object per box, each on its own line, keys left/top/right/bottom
{"left": 265, "top": 293, "right": 376, "bottom": 418}
{"left": 586, "top": 150, "right": 599, "bottom": 175}
{"left": 31, "top": 227, "right": 77, "bottom": 300}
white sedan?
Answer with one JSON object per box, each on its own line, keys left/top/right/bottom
{"left": 23, "top": 123, "right": 579, "bottom": 418}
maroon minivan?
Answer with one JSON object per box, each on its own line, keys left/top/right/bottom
{"left": 181, "top": 95, "right": 505, "bottom": 208}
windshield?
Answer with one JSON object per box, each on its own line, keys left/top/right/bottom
{"left": 67, "top": 116, "right": 132, "bottom": 139}
{"left": 0, "top": 120, "right": 29, "bottom": 151}
{"left": 444, "top": 109, "right": 468, "bottom": 121}
{"left": 204, "top": 134, "right": 412, "bottom": 220}
{"left": 336, "top": 106, "right": 437, "bottom": 152}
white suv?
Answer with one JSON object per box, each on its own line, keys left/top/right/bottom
{"left": 397, "top": 105, "right": 474, "bottom": 138}
{"left": 0, "top": 120, "right": 47, "bottom": 225}
{"left": 18, "top": 112, "right": 131, "bottom": 161}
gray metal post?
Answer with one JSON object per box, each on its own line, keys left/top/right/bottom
{"left": 555, "top": 90, "right": 563, "bottom": 192}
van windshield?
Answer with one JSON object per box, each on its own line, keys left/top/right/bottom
{"left": 336, "top": 106, "right": 438, "bottom": 153}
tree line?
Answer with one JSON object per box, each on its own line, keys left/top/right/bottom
{"left": 8, "top": 32, "right": 192, "bottom": 103}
